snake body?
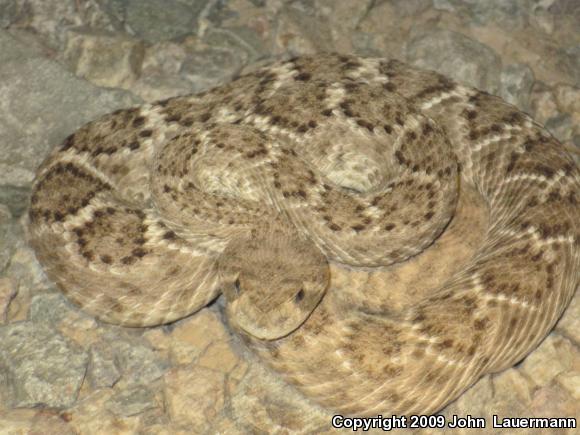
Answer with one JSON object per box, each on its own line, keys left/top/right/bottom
{"left": 28, "top": 54, "right": 579, "bottom": 415}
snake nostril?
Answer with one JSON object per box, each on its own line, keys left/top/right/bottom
{"left": 294, "top": 288, "right": 305, "bottom": 303}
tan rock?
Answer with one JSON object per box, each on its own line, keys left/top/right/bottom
{"left": 275, "top": 2, "right": 334, "bottom": 54}
{"left": 63, "top": 27, "right": 145, "bottom": 89}
{"left": 530, "top": 385, "right": 580, "bottom": 419}
{"left": 57, "top": 310, "right": 100, "bottom": 347}
{"left": 554, "top": 84, "right": 580, "bottom": 114}
{"left": 67, "top": 388, "right": 141, "bottom": 435}
{"left": 556, "top": 372, "right": 580, "bottom": 400}
{"left": 164, "top": 365, "right": 226, "bottom": 432}
{"left": 141, "top": 328, "right": 172, "bottom": 363}
{"left": 530, "top": 82, "right": 559, "bottom": 124}
{"left": 209, "top": 415, "right": 247, "bottom": 435}
{"left": 492, "top": 368, "right": 534, "bottom": 405}
{"left": 519, "top": 335, "right": 577, "bottom": 387}
{"left": 0, "top": 408, "right": 76, "bottom": 435}
{"left": 169, "top": 308, "right": 229, "bottom": 365}
{"left": 198, "top": 340, "right": 240, "bottom": 374}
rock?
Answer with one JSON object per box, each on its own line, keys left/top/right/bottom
{"left": 405, "top": 28, "right": 502, "bottom": 94}
{"left": 433, "top": 0, "right": 531, "bottom": 29}
{"left": 66, "top": 388, "right": 142, "bottom": 434}
{"left": 557, "top": 289, "right": 580, "bottom": 343}
{"left": 1, "top": 1, "right": 578, "bottom": 431}
{"left": 180, "top": 47, "right": 245, "bottom": 91}
{"left": 198, "top": 340, "right": 240, "bottom": 374}
{"left": 0, "top": 408, "right": 76, "bottom": 435}
{"left": 180, "top": 27, "right": 266, "bottom": 90}
{"left": 63, "top": 27, "right": 146, "bottom": 89}
{"left": 530, "top": 82, "right": 559, "bottom": 124}
{"left": 105, "top": 332, "right": 169, "bottom": 386}
{"left": 28, "top": 292, "right": 99, "bottom": 346}
{"left": 530, "top": 385, "right": 580, "bottom": 418}
{"left": 229, "top": 362, "right": 329, "bottom": 433}
{"left": 276, "top": 0, "right": 334, "bottom": 53}
{"left": 166, "top": 309, "right": 229, "bottom": 365}
{"left": 4, "top": 242, "right": 55, "bottom": 323}
{"left": 133, "top": 41, "right": 195, "bottom": 101}
{"left": 164, "top": 365, "right": 226, "bottom": 432}
{"left": 519, "top": 334, "right": 577, "bottom": 387}
{"left": 87, "top": 342, "right": 121, "bottom": 389}
{"left": 0, "top": 0, "right": 25, "bottom": 28}
{"left": 0, "top": 321, "right": 88, "bottom": 408}
{"left": 557, "top": 372, "right": 580, "bottom": 400}
{"left": 29, "top": 292, "right": 81, "bottom": 325}
{"left": 315, "top": 0, "right": 377, "bottom": 53}
{"left": 531, "top": 3, "right": 556, "bottom": 34}
{"left": 545, "top": 113, "right": 574, "bottom": 142}
{"left": 499, "top": 63, "right": 535, "bottom": 112}
{"left": 10, "top": 0, "right": 116, "bottom": 50}
{"left": 0, "top": 204, "right": 16, "bottom": 273}
{"left": 376, "top": 0, "right": 432, "bottom": 17}
{"left": 556, "top": 45, "right": 580, "bottom": 85}
{"left": 0, "top": 185, "right": 30, "bottom": 218}
{"left": 492, "top": 369, "right": 534, "bottom": 409}
{"left": 554, "top": 83, "right": 580, "bottom": 114}
{"left": 441, "top": 375, "right": 494, "bottom": 423}
{"left": 573, "top": 134, "right": 580, "bottom": 150}
{"left": 105, "top": 385, "right": 158, "bottom": 417}
{"left": 124, "top": 0, "right": 201, "bottom": 43}
{"left": 0, "top": 277, "right": 16, "bottom": 325}
{"left": 0, "top": 30, "right": 140, "bottom": 187}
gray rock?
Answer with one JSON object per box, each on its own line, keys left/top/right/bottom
{"left": 87, "top": 343, "right": 121, "bottom": 389}
{"left": 9, "top": 0, "right": 117, "bottom": 50}
{"left": 545, "top": 113, "right": 573, "bottom": 142}
{"left": 278, "top": 0, "right": 334, "bottom": 52}
{"left": 0, "top": 30, "right": 37, "bottom": 62}
{"left": 105, "top": 385, "right": 157, "bottom": 417}
{"left": 500, "top": 63, "right": 535, "bottom": 112}
{"left": 28, "top": 292, "right": 82, "bottom": 325}
{"left": 406, "top": 28, "right": 502, "bottom": 94}
{"left": 433, "top": 0, "right": 531, "bottom": 28}
{"left": 0, "top": 204, "right": 16, "bottom": 273}
{"left": 91, "top": 0, "right": 128, "bottom": 33}
{"left": 0, "top": 185, "right": 30, "bottom": 218}
{"left": 432, "top": 0, "right": 459, "bottom": 13}
{"left": 220, "top": 26, "right": 269, "bottom": 59}
{"left": 0, "top": 0, "right": 25, "bottom": 28}
{"left": 376, "top": 0, "right": 431, "bottom": 17}
{"left": 556, "top": 45, "right": 580, "bottom": 85}
{"left": 204, "top": 0, "right": 241, "bottom": 27}
{"left": 0, "top": 29, "right": 140, "bottom": 187}
{"left": 125, "top": 0, "right": 200, "bottom": 43}
{"left": 180, "top": 48, "right": 244, "bottom": 91}
{"left": 0, "top": 322, "right": 88, "bottom": 408}
{"left": 179, "top": 25, "right": 267, "bottom": 92}
{"left": 106, "top": 333, "right": 169, "bottom": 385}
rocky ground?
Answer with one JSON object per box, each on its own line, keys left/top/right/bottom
{"left": 0, "top": 0, "right": 578, "bottom": 434}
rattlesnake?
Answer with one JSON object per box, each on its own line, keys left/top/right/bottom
{"left": 28, "top": 54, "right": 579, "bottom": 416}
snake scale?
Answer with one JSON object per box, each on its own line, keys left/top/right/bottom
{"left": 27, "top": 54, "right": 579, "bottom": 416}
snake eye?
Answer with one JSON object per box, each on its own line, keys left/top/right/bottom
{"left": 234, "top": 278, "right": 241, "bottom": 296}
{"left": 294, "top": 288, "right": 305, "bottom": 303}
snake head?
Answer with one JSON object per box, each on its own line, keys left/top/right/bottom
{"left": 218, "top": 226, "right": 330, "bottom": 340}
